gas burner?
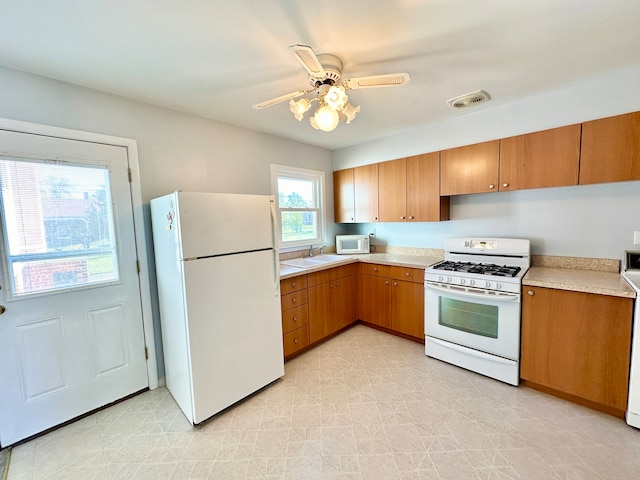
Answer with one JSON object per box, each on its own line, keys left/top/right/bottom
{"left": 432, "top": 261, "right": 521, "bottom": 277}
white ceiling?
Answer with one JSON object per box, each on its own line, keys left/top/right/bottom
{"left": 1, "top": 1, "right": 639, "bottom": 151}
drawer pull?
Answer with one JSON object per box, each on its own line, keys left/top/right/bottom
{"left": 292, "top": 316, "right": 298, "bottom": 322}
{"left": 393, "top": 281, "right": 398, "bottom": 286}
{"left": 291, "top": 282, "right": 296, "bottom": 287}
{"left": 527, "top": 290, "right": 534, "bottom": 296}
{"left": 405, "top": 272, "right": 410, "bottom": 277}
{"left": 292, "top": 298, "right": 296, "bottom": 303}
{"left": 293, "top": 338, "right": 299, "bottom": 344}
{"left": 385, "top": 280, "right": 389, "bottom": 285}
{"left": 489, "top": 184, "right": 495, "bottom": 189}
{"left": 373, "top": 267, "right": 378, "bottom": 272}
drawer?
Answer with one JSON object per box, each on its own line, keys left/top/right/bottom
{"left": 307, "top": 264, "right": 355, "bottom": 286}
{"left": 281, "top": 289, "right": 308, "bottom": 311}
{"left": 283, "top": 325, "right": 309, "bottom": 357}
{"left": 388, "top": 266, "right": 425, "bottom": 283}
{"left": 282, "top": 304, "right": 309, "bottom": 334}
{"left": 360, "top": 263, "right": 390, "bottom": 277}
{"left": 280, "top": 275, "right": 308, "bottom": 295}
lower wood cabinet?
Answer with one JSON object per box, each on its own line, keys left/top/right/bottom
{"left": 360, "top": 263, "right": 425, "bottom": 340}
{"left": 308, "top": 265, "right": 357, "bottom": 343}
{"left": 280, "top": 276, "right": 310, "bottom": 358}
{"left": 521, "top": 286, "right": 633, "bottom": 416}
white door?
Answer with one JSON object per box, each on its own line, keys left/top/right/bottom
{"left": 0, "top": 130, "right": 148, "bottom": 446}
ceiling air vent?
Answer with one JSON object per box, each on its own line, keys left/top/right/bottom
{"left": 447, "top": 90, "right": 491, "bottom": 109}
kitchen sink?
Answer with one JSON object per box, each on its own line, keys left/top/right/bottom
{"left": 280, "top": 254, "right": 352, "bottom": 269}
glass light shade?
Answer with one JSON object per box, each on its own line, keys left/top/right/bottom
{"left": 289, "top": 98, "right": 311, "bottom": 121}
{"left": 324, "top": 86, "right": 348, "bottom": 110}
{"left": 341, "top": 102, "right": 361, "bottom": 124}
{"left": 313, "top": 105, "right": 339, "bottom": 132}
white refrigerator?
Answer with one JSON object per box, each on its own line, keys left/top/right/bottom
{"left": 150, "top": 191, "right": 284, "bottom": 424}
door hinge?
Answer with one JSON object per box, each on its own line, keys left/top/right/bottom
{"left": 128, "top": 168, "right": 133, "bottom": 183}
{"left": 145, "top": 346, "right": 149, "bottom": 360}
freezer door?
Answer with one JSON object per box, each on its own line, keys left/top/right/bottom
{"left": 183, "top": 249, "right": 284, "bottom": 423}
{"left": 176, "top": 192, "right": 276, "bottom": 258}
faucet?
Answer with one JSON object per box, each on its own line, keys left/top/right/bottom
{"left": 309, "top": 244, "right": 326, "bottom": 257}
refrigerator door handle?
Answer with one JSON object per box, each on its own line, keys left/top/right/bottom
{"left": 269, "top": 199, "right": 280, "bottom": 296}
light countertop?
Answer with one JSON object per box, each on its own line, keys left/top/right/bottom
{"left": 523, "top": 266, "right": 636, "bottom": 299}
{"left": 279, "top": 253, "right": 442, "bottom": 280}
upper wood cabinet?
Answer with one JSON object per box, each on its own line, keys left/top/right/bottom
{"left": 354, "top": 164, "right": 379, "bottom": 223}
{"left": 378, "top": 158, "right": 407, "bottom": 222}
{"left": 579, "top": 111, "right": 640, "bottom": 185}
{"left": 499, "top": 124, "right": 581, "bottom": 191}
{"left": 407, "top": 152, "right": 450, "bottom": 222}
{"left": 333, "top": 168, "right": 355, "bottom": 223}
{"left": 440, "top": 140, "right": 500, "bottom": 195}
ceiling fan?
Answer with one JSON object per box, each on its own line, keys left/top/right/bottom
{"left": 252, "top": 44, "right": 411, "bottom": 132}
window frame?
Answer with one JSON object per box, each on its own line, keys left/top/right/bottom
{"left": 270, "top": 164, "right": 325, "bottom": 251}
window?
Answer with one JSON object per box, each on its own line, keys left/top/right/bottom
{"left": 271, "top": 164, "right": 325, "bottom": 249}
{"left": 0, "top": 157, "right": 119, "bottom": 297}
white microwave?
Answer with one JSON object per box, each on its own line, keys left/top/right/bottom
{"left": 336, "top": 234, "right": 370, "bottom": 254}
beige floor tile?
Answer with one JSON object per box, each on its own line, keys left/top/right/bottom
{"left": 6, "top": 325, "right": 640, "bottom": 480}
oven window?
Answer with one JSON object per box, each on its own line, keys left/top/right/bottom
{"left": 438, "top": 297, "right": 499, "bottom": 338}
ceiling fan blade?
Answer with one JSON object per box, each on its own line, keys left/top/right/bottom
{"left": 289, "top": 44, "right": 326, "bottom": 78}
{"left": 344, "top": 73, "right": 411, "bottom": 90}
{"left": 252, "top": 89, "right": 312, "bottom": 109}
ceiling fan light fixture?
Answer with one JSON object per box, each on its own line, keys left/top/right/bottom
{"left": 313, "top": 103, "right": 340, "bottom": 132}
{"left": 325, "top": 85, "right": 348, "bottom": 110}
{"left": 341, "top": 102, "right": 360, "bottom": 124}
{"left": 289, "top": 97, "right": 311, "bottom": 121}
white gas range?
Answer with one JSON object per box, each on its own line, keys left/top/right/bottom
{"left": 623, "top": 250, "right": 640, "bottom": 429}
{"left": 424, "top": 238, "right": 531, "bottom": 385}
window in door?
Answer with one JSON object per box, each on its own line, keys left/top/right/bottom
{"left": 271, "top": 164, "right": 325, "bottom": 249}
{"left": 0, "top": 157, "right": 119, "bottom": 297}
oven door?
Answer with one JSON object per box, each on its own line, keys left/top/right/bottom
{"left": 425, "top": 281, "right": 521, "bottom": 360}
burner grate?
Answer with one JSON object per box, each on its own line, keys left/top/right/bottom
{"left": 432, "top": 261, "right": 522, "bottom": 277}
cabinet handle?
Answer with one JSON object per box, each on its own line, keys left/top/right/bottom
{"left": 373, "top": 267, "right": 378, "bottom": 272}
{"left": 292, "top": 298, "right": 296, "bottom": 303}
{"left": 292, "top": 316, "right": 298, "bottom": 322}
{"left": 393, "top": 281, "right": 398, "bottom": 286}
{"left": 405, "top": 272, "right": 410, "bottom": 277}
{"left": 527, "top": 290, "right": 534, "bottom": 296}
{"left": 385, "top": 280, "right": 389, "bottom": 285}
{"left": 408, "top": 216, "right": 414, "bottom": 220}
{"left": 294, "top": 338, "right": 298, "bottom": 344}
{"left": 336, "top": 281, "right": 340, "bottom": 287}
{"left": 502, "top": 182, "right": 509, "bottom": 188}
{"left": 291, "top": 282, "right": 296, "bottom": 287}
{"left": 489, "top": 184, "right": 495, "bottom": 189}
{"left": 400, "top": 216, "right": 405, "bottom": 220}
{"left": 330, "top": 283, "right": 334, "bottom": 288}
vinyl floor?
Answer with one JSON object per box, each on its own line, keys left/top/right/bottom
{"left": 7, "top": 324, "right": 640, "bottom": 479}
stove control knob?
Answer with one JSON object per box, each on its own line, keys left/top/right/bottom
{"left": 460, "top": 278, "right": 466, "bottom": 285}
{"left": 496, "top": 283, "right": 502, "bottom": 290}
{"left": 485, "top": 281, "right": 491, "bottom": 288}
{"left": 446, "top": 276, "right": 452, "bottom": 283}
{"left": 469, "top": 280, "right": 475, "bottom": 286}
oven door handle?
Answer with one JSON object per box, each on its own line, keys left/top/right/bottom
{"left": 425, "top": 282, "right": 520, "bottom": 302}
{"left": 428, "top": 337, "right": 517, "bottom": 365}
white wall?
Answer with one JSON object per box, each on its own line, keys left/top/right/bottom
{"left": 333, "top": 66, "right": 640, "bottom": 260}
{"left": 0, "top": 66, "right": 335, "bottom": 379}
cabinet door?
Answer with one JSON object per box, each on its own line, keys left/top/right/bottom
{"left": 378, "top": 158, "right": 407, "bottom": 222}
{"left": 440, "top": 140, "right": 500, "bottom": 195}
{"left": 580, "top": 111, "right": 640, "bottom": 185}
{"left": 499, "top": 125, "right": 580, "bottom": 191}
{"left": 308, "top": 282, "right": 332, "bottom": 344}
{"left": 334, "top": 275, "right": 356, "bottom": 330}
{"left": 354, "top": 163, "right": 379, "bottom": 222}
{"left": 406, "top": 152, "right": 449, "bottom": 222}
{"left": 391, "top": 280, "right": 424, "bottom": 339}
{"left": 360, "top": 274, "right": 391, "bottom": 328}
{"left": 333, "top": 168, "right": 355, "bottom": 223}
{"left": 521, "top": 286, "right": 633, "bottom": 412}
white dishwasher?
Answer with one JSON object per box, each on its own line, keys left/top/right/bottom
{"left": 623, "top": 250, "right": 640, "bottom": 429}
